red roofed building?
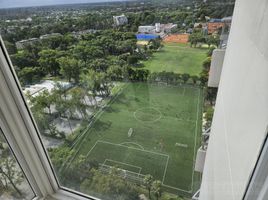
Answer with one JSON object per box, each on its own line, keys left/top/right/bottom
{"left": 207, "top": 22, "right": 224, "bottom": 34}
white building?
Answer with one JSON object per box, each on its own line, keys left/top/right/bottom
{"left": 138, "top": 25, "right": 156, "bottom": 34}
{"left": 15, "top": 38, "right": 40, "bottom": 49}
{"left": 207, "top": 49, "right": 225, "bottom": 88}
{"left": 196, "top": 0, "right": 268, "bottom": 199}
{"left": 138, "top": 23, "right": 177, "bottom": 35}
{"left": 40, "top": 33, "right": 62, "bottom": 40}
{"left": 113, "top": 15, "right": 128, "bottom": 26}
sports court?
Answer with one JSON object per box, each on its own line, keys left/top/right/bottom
{"left": 66, "top": 82, "right": 203, "bottom": 193}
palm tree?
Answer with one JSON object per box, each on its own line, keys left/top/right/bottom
{"left": 152, "top": 180, "right": 162, "bottom": 200}
{"left": 143, "top": 174, "right": 153, "bottom": 199}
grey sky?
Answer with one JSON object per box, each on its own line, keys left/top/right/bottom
{"left": 0, "top": 0, "right": 127, "bottom": 9}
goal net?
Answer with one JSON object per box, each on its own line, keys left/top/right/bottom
{"left": 99, "top": 164, "right": 145, "bottom": 184}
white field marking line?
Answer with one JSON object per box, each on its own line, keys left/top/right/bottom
{"left": 95, "top": 140, "right": 169, "bottom": 157}
{"left": 86, "top": 140, "right": 100, "bottom": 157}
{"left": 102, "top": 159, "right": 108, "bottom": 166}
{"left": 70, "top": 108, "right": 102, "bottom": 149}
{"left": 159, "top": 89, "right": 201, "bottom": 193}
{"left": 176, "top": 118, "right": 195, "bottom": 123}
{"left": 162, "top": 89, "right": 200, "bottom": 193}
{"left": 100, "top": 163, "right": 146, "bottom": 180}
{"left": 138, "top": 167, "right": 142, "bottom": 176}
{"left": 133, "top": 107, "right": 162, "bottom": 123}
{"left": 105, "top": 159, "right": 142, "bottom": 173}
{"left": 182, "top": 87, "right": 186, "bottom": 96}
{"left": 71, "top": 83, "right": 129, "bottom": 149}
{"left": 161, "top": 155, "right": 170, "bottom": 184}
{"left": 119, "top": 142, "right": 145, "bottom": 150}
{"left": 100, "top": 159, "right": 143, "bottom": 177}
{"left": 65, "top": 83, "right": 130, "bottom": 171}
{"left": 162, "top": 184, "right": 192, "bottom": 193}
{"left": 88, "top": 140, "right": 191, "bottom": 192}
{"left": 190, "top": 88, "right": 201, "bottom": 192}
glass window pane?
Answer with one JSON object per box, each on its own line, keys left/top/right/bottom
{"left": 0, "top": 130, "right": 35, "bottom": 200}
{"left": 1, "top": 1, "right": 234, "bottom": 199}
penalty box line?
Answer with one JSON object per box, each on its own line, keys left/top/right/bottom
{"left": 103, "top": 159, "right": 142, "bottom": 175}
{"left": 86, "top": 140, "right": 192, "bottom": 192}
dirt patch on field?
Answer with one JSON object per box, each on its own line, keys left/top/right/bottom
{"left": 163, "top": 34, "right": 189, "bottom": 44}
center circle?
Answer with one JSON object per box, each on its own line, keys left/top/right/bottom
{"left": 134, "top": 107, "right": 162, "bottom": 123}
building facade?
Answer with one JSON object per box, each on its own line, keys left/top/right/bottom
{"left": 198, "top": 0, "right": 268, "bottom": 199}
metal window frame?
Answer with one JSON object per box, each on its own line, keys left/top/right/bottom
{"left": 0, "top": 37, "right": 98, "bottom": 200}
{"left": 243, "top": 132, "right": 268, "bottom": 200}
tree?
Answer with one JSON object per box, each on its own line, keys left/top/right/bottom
{"left": 38, "top": 49, "right": 61, "bottom": 76}
{"left": 3, "top": 40, "right": 16, "bottom": 54}
{"left": 152, "top": 180, "right": 162, "bottom": 200}
{"left": 107, "top": 65, "right": 123, "bottom": 81}
{"left": 148, "top": 38, "right": 162, "bottom": 50}
{"left": 191, "top": 75, "right": 199, "bottom": 84}
{"left": 206, "top": 87, "right": 218, "bottom": 105}
{"left": 181, "top": 73, "right": 190, "bottom": 83}
{"left": 202, "top": 57, "right": 212, "bottom": 71}
{"left": 10, "top": 50, "right": 39, "bottom": 68}
{"left": 82, "top": 69, "right": 111, "bottom": 101}
{"left": 17, "top": 67, "right": 41, "bottom": 85}
{"left": 36, "top": 90, "right": 55, "bottom": 115}
{"left": 199, "top": 70, "right": 209, "bottom": 86}
{"left": 206, "top": 35, "right": 220, "bottom": 47}
{"left": 48, "top": 146, "right": 75, "bottom": 175}
{"left": 207, "top": 46, "right": 216, "bottom": 56}
{"left": 89, "top": 58, "right": 109, "bottom": 72}
{"left": 81, "top": 70, "right": 101, "bottom": 107}
{"left": 58, "top": 57, "right": 82, "bottom": 83}
{"left": 80, "top": 168, "right": 139, "bottom": 200}
{"left": 42, "top": 35, "right": 64, "bottom": 49}
{"left": 0, "top": 157, "right": 23, "bottom": 196}
{"left": 144, "top": 174, "right": 153, "bottom": 199}
{"left": 189, "top": 31, "right": 205, "bottom": 47}
{"left": 73, "top": 41, "right": 103, "bottom": 64}
{"left": 69, "top": 87, "right": 88, "bottom": 120}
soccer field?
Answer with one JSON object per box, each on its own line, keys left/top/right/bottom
{"left": 143, "top": 43, "right": 207, "bottom": 76}
{"left": 68, "top": 82, "right": 203, "bottom": 194}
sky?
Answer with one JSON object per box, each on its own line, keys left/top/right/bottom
{"left": 0, "top": 0, "right": 127, "bottom": 9}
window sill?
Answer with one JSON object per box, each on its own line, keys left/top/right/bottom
{"left": 47, "top": 189, "right": 100, "bottom": 200}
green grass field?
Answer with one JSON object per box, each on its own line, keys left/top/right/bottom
{"left": 143, "top": 43, "right": 207, "bottom": 75}
{"left": 68, "top": 82, "right": 203, "bottom": 194}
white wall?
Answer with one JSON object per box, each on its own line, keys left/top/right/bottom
{"left": 208, "top": 49, "right": 225, "bottom": 88}
{"left": 199, "top": 0, "right": 268, "bottom": 199}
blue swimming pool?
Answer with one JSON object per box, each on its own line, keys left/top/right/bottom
{"left": 136, "top": 34, "right": 159, "bottom": 40}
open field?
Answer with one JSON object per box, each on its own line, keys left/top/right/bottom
{"left": 143, "top": 43, "right": 207, "bottom": 76}
{"left": 66, "top": 82, "right": 203, "bottom": 193}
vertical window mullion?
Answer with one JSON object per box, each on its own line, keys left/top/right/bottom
{"left": 0, "top": 37, "right": 59, "bottom": 199}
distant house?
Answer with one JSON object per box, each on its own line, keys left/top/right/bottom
{"left": 15, "top": 38, "right": 40, "bottom": 49}
{"left": 71, "top": 29, "right": 97, "bottom": 39}
{"left": 113, "top": 15, "right": 128, "bottom": 26}
{"left": 26, "top": 17, "right": 32, "bottom": 22}
{"left": 138, "top": 23, "right": 177, "bottom": 36}
{"left": 186, "top": 28, "right": 193, "bottom": 34}
{"left": 161, "top": 23, "right": 178, "bottom": 33}
{"left": 138, "top": 26, "right": 156, "bottom": 34}
{"left": 207, "top": 21, "right": 224, "bottom": 34}
{"left": 40, "top": 33, "right": 62, "bottom": 40}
